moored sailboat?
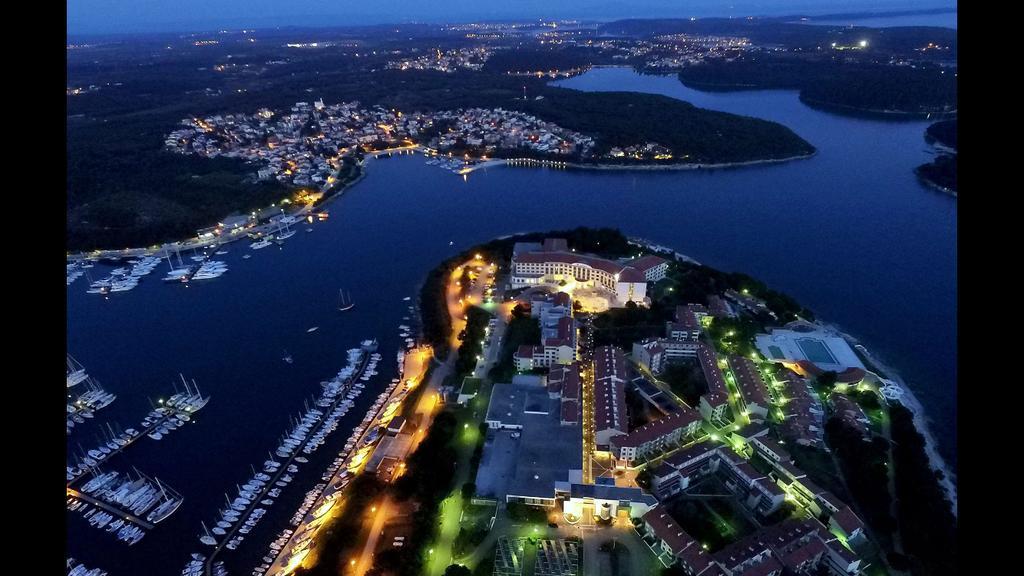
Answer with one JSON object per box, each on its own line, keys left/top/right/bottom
{"left": 338, "top": 289, "right": 355, "bottom": 312}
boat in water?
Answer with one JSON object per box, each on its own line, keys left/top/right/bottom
{"left": 338, "top": 289, "right": 355, "bottom": 312}
{"left": 67, "top": 355, "right": 89, "bottom": 388}
{"left": 283, "top": 350, "right": 293, "bottom": 364}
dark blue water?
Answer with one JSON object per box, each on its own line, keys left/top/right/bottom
{"left": 67, "top": 67, "right": 956, "bottom": 575}
{"left": 794, "top": 11, "right": 957, "bottom": 29}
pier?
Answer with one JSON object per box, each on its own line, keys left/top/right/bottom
{"left": 68, "top": 417, "right": 168, "bottom": 485}
{"left": 203, "top": 345, "right": 377, "bottom": 576}
{"left": 67, "top": 488, "right": 156, "bottom": 530}
{"left": 263, "top": 346, "right": 431, "bottom": 576}
{"left": 68, "top": 386, "right": 204, "bottom": 486}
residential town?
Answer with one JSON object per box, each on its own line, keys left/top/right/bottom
{"left": 165, "top": 99, "right": 608, "bottom": 188}
{"left": 385, "top": 46, "right": 495, "bottom": 72}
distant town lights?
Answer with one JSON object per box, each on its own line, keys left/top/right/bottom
{"left": 860, "top": 40, "right": 868, "bottom": 48}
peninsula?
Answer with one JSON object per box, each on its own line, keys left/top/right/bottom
{"left": 283, "top": 227, "right": 956, "bottom": 576}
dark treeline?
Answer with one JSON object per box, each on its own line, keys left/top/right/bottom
{"left": 67, "top": 116, "right": 295, "bottom": 250}
{"left": 667, "top": 262, "right": 814, "bottom": 322}
{"left": 599, "top": 18, "right": 957, "bottom": 58}
{"left": 889, "top": 404, "right": 957, "bottom": 576}
{"left": 824, "top": 418, "right": 895, "bottom": 545}
{"left": 916, "top": 118, "right": 957, "bottom": 194}
{"left": 455, "top": 307, "right": 493, "bottom": 377}
{"left": 483, "top": 47, "right": 599, "bottom": 74}
{"left": 925, "top": 118, "right": 957, "bottom": 149}
{"left": 679, "top": 55, "right": 956, "bottom": 117}
{"left": 518, "top": 89, "right": 815, "bottom": 162}
{"left": 800, "top": 64, "right": 957, "bottom": 116}
{"left": 914, "top": 154, "right": 956, "bottom": 194}
{"left": 67, "top": 32, "right": 818, "bottom": 249}
{"left": 293, "top": 475, "right": 386, "bottom": 576}
{"left": 489, "top": 305, "right": 541, "bottom": 383}
{"left": 368, "top": 410, "right": 460, "bottom": 576}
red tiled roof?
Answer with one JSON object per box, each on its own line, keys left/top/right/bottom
{"left": 516, "top": 251, "right": 621, "bottom": 275}
{"left": 547, "top": 364, "right": 581, "bottom": 397}
{"left": 729, "top": 355, "right": 771, "bottom": 408}
{"left": 665, "top": 442, "right": 718, "bottom": 469}
{"left": 643, "top": 510, "right": 697, "bottom": 556}
{"left": 698, "top": 344, "right": 727, "bottom": 397}
{"left": 752, "top": 436, "right": 791, "bottom": 463}
{"left": 515, "top": 345, "right": 534, "bottom": 359}
{"left": 734, "top": 556, "right": 783, "bottom": 576}
{"left": 779, "top": 537, "right": 826, "bottom": 572}
{"left": 618, "top": 267, "right": 647, "bottom": 282}
{"left": 515, "top": 251, "right": 648, "bottom": 283}
{"left": 594, "top": 346, "right": 628, "bottom": 433}
{"left": 707, "top": 295, "right": 731, "bottom": 316}
{"left": 794, "top": 361, "right": 866, "bottom": 384}
{"left": 542, "top": 238, "right": 569, "bottom": 252}
{"left": 815, "top": 491, "right": 845, "bottom": 510}
{"left": 678, "top": 541, "right": 716, "bottom": 573}
{"left": 611, "top": 407, "right": 701, "bottom": 448}
{"left": 831, "top": 506, "right": 864, "bottom": 535}
{"left": 823, "top": 533, "right": 859, "bottom": 563}
{"left": 628, "top": 255, "right": 668, "bottom": 272}
{"left": 674, "top": 305, "right": 702, "bottom": 330}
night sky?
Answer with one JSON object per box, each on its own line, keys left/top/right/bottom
{"left": 67, "top": 0, "right": 956, "bottom": 35}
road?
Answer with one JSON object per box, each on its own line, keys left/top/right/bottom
{"left": 344, "top": 352, "right": 449, "bottom": 575}
{"left": 425, "top": 257, "right": 504, "bottom": 576}
{"left": 263, "top": 347, "right": 432, "bottom": 576}
{"left": 351, "top": 496, "right": 392, "bottom": 576}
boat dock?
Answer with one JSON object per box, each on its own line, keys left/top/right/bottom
{"left": 262, "top": 346, "right": 429, "bottom": 576}
{"left": 68, "top": 422, "right": 158, "bottom": 485}
{"left": 68, "top": 387, "right": 206, "bottom": 485}
{"left": 203, "top": 344, "right": 377, "bottom": 576}
{"left": 67, "top": 488, "right": 156, "bottom": 530}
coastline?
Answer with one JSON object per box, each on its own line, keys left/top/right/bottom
{"left": 67, "top": 160, "right": 369, "bottom": 261}
{"left": 629, "top": 236, "right": 958, "bottom": 516}
{"left": 67, "top": 148, "right": 814, "bottom": 259}
{"left": 497, "top": 150, "right": 817, "bottom": 172}
{"left": 799, "top": 96, "right": 957, "bottom": 120}
{"left": 820, "top": 323, "right": 958, "bottom": 516}
{"left": 914, "top": 165, "right": 958, "bottom": 197}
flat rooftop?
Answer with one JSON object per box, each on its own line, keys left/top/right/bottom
{"left": 486, "top": 382, "right": 554, "bottom": 429}
{"left": 755, "top": 328, "right": 864, "bottom": 373}
{"left": 477, "top": 383, "right": 583, "bottom": 501}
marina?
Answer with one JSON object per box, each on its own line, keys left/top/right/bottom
{"left": 67, "top": 558, "right": 109, "bottom": 576}
{"left": 71, "top": 215, "right": 318, "bottom": 296}
{"left": 194, "top": 339, "right": 381, "bottom": 575}
{"left": 262, "top": 342, "right": 427, "bottom": 576}
{"left": 68, "top": 354, "right": 90, "bottom": 388}
{"left": 67, "top": 380, "right": 117, "bottom": 434}
{"left": 68, "top": 376, "right": 209, "bottom": 482}
{"left": 67, "top": 69, "right": 954, "bottom": 575}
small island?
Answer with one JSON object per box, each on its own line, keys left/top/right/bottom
{"left": 915, "top": 119, "right": 957, "bottom": 195}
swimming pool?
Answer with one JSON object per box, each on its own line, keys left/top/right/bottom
{"left": 796, "top": 338, "right": 838, "bottom": 365}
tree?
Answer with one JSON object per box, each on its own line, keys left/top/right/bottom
{"left": 444, "top": 565, "right": 472, "bottom": 576}
{"left": 816, "top": 371, "right": 838, "bottom": 389}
